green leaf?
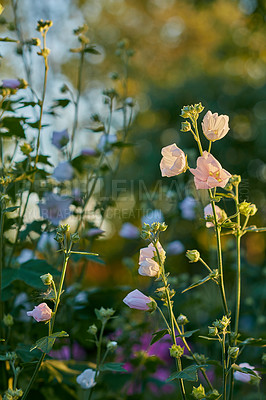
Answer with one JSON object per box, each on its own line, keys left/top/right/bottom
{"left": 231, "top": 363, "right": 261, "bottom": 379}
{"left": 150, "top": 329, "right": 169, "bottom": 345}
{"left": 100, "top": 362, "right": 126, "bottom": 372}
{"left": 31, "top": 331, "right": 69, "bottom": 353}
{"left": 36, "top": 155, "right": 53, "bottom": 166}
{"left": 19, "top": 220, "right": 44, "bottom": 241}
{"left": 239, "top": 337, "right": 266, "bottom": 347}
{"left": 51, "top": 99, "right": 71, "bottom": 109}
{"left": 166, "top": 364, "right": 208, "bottom": 382}
{"left": 182, "top": 275, "right": 211, "bottom": 293}
{"left": 71, "top": 253, "right": 105, "bottom": 264}
{"left": 199, "top": 336, "right": 219, "bottom": 341}
{"left": 3, "top": 206, "right": 20, "bottom": 213}
{"left": 110, "top": 141, "right": 134, "bottom": 148}
{"left": 177, "top": 329, "right": 200, "bottom": 338}
{"left": 0, "top": 37, "right": 19, "bottom": 42}
{"left": 84, "top": 46, "right": 101, "bottom": 55}
{"left": 0, "top": 116, "right": 26, "bottom": 138}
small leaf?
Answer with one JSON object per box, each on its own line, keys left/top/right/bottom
{"left": 84, "top": 46, "right": 101, "bottom": 55}
{"left": 31, "top": 331, "right": 69, "bottom": 353}
{"left": 177, "top": 329, "right": 200, "bottom": 338}
{"left": 0, "top": 37, "right": 19, "bottom": 42}
{"left": 4, "top": 206, "right": 20, "bottom": 213}
{"left": 150, "top": 329, "right": 169, "bottom": 345}
{"left": 199, "top": 336, "right": 219, "bottom": 341}
{"left": 100, "top": 362, "right": 126, "bottom": 372}
{"left": 182, "top": 275, "right": 211, "bottom": 293}
{"left": 166, "top": 364, "right": 208, "bottom": 383}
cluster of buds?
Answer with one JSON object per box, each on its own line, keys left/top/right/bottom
{"left": 192, "top": 384, "right": 205, "bottom": 399}
{"left": 141, "top": 222, "right": 167, "bottom": 241}
{"left": 180, "top": 103, "right": 204, "bottom": 120}
{"left": 36, "top": 19, "right": 53, "bottom": 33}
{"left": 0, "top": 176, "right": 12, "bottom": 188}
{"left": 209, "top": 315, "right": 231, "bottom": 336}
{"left": 4, "top": 352, "right": 17, "bottom": 362}
{"left": 238, "top": 201, "right": 257, "bottom": 217}
{"left": 186, "top": 249, "right": 200, "bottom": 263}
{"left": 156, "top": 285, "right": 175, "bottom": 303}
{"left": 3, "top": 388, "right": 23, "bottom": 400}
{"left": 73, "top": 24, "right": 90, "bottom": 45}
{"left": 95, "top": 307, "right": 115, "bottom": 323}
{"left": 115, "top": 39, "right": 135, "bottom": 58}
{"left": 54, "top": 224, "right": 70, "bottom": 243}
{"left": 170, "top": 344, "right": 184, "bottom": 359}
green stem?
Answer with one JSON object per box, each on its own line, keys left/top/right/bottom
{"left": 88, "top": 321, "right": 106, "bottom": 400}
{"left": 199, "top": 257, "right": 213, "bottom": 274}
{"left": 208, "top": 141, "right": 212, "bottom": 153}
{"left": 0, "top": 195, "right": 5, "bottom": 336}
{"left": 221, "top": 334, "right": 227, "bottom": 400}
{"left": 193, "top": 118, "right": 203, "bottom": 155}
{"left": 21, "top": 353, "right": 45, "bottom": 400}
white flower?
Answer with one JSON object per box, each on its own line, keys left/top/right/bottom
{"left": 76, "top": 368, "right": 96, "bottom": 389}
{"left": 202, "top": 110, "right": 229, "bottom": 141}
{"left": 204, "top": 204, "right": 227, "bottom": 228}
{"left": 160, "top": 143, "right": 187, "bottom": 177}
{"left": 138, "top": 242, "right": 165, "bottom": 277}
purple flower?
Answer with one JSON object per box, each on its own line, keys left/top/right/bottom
{"left": 179, "top": 196, "right": 197, "bottom": 220}
{"left": 2, "top": 79, "right": 21, "bottom": 89}
{"left": 81, "top": 148, "right": 97, "bottom": 156}
{"left": 52, "top": 161, "right": 74, "bottom": 182}
{"left": 39, "top": 193, "right": 72, "bottom": 225}
{"left": 50, "top": 341, "right": 87, "bottom": 361}
{"left": 141, "top": 209, "right": 164, "bottom": 226}
{"left": 37, "top": 232, "right": 59, "bottom": 253}
{"left": 86, "top": 228, "right": 105, "bottom": 237}
{"left": 51, "top": 129, "right": 69, "bottom": 149}
{"left": 166, "top": 240, "right": 185, "bottom": 255}
{"left": 119, "top": 223, "right": 139, "bottom": 239}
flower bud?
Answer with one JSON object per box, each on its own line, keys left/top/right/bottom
{"left": 177, "top": 314, "right": 189, "bottom": 325}
{"left": 169, "top": 344, "right": 184, "bottom": 359}
{"left": 40, "top": 273, "right": 53, "bottom": 286}
{"left": 88, "top": 324, "right": 98, "bottom": 335}
{"left": 228, "top": 346, "right": 239, "bottom": 359}
{"left": 192, "top": 384, "right": 205, "bottom": 399}
{"left": 3, "top": 314, "right": 14, "bottom": 327}
{"left": 186, "top": 249, "right": 200, "bottom": 263}
{"left": 95, "top": 307, "right": 115, "bottom": 321}
{"left": 230, "top": 175, "right": 241, "bottom": 186}
{"left": 70, "top": 232, "right": 80, "bottom": 243}
{"left": 213, "top": 315, "right": 231, "bottom": 331}
{"left": 20, "top": 142, "right": 33, "bottom": 156}
{"left": 208, "top": 326, "right": 218, "bottom": 336}
{"left": 238, "top": 201, "right": 257, "bottom": 217}
{"left": 107, "top": 341, "right": 117, "bottom": 351}
{"left": 181, "top": 121, "right": 191, "bottom": 132}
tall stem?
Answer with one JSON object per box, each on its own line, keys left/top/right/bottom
{"left": 0, "top": 196, "right": 5, "bottom": 336}
{"left": 221, "top": 334, "right": 227, "bottom": 400}
{"left": 234, "top": 185, "right": 241, "bottom": 337}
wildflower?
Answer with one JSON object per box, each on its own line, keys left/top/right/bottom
{"left": 234, "top": 363, "right": 259, "bottom": 383}
{"left": 160, "top": 143, "right": 187, "bottom": 177}
{"left": 2, "top": 79, "right": 21, "bottom": 89}
{"left": 27, "top": 303, "right": 52, "bottom": 322}
{"left": 204, "top": 203, "right": 227, "bottom": 227}
{"left": 138, "top": 242, "right": 165, "bottom": 277}
{"left": 52, "top": 161, "right": 74, "bottom": 182}
{"left": 166, "top": 240, "right": 185, "bottom": 255}
{"left": 202, "top": 110, "right": 229, "bottom": 141}
{"left": 39, "top": 193, "right": 72, "bottom": 225}
{"left": 51, "top": 129, "right": 69, "bottom": 149}
{"left": 119, "top": 223, "right": 139, "bottom": 239}
{"left": 190, "top": 151, "right": 231, "bottom": 190}
{"left": 123, "top": 289, "right": 154, "bottom": 311}
{"left": 76, "top": 368, "right": 96, "bottom": 389}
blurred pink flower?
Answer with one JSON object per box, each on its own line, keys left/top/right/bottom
{"left": 138, "top": 242, "right": 165, "bottom": 277}
{"left": 190, "top": 151, "right": 231, "bottom": 190}
{"left": 39, "top": 193, "right": 72, "bottom": 225}
{"left": 27, "top": 302, "right": 52, "bottom": 322}
{"left": 51, "top": 129, "right": 69, "bottom": 149}
{"left": 234, "top": 363, "right": 259, "bottom": 383}
{"left": 52, "top": 161, "right": 74, "bottom": 182}
{"left": 202, "top": 110, "right": 229, "bottom": 142}
{"left": 119, "top": 223, "right": 139, "bottom": 239}
{"left": 2, "top": 79, "right": 21, "bottom": 89}
{"left": 123, "top": 289, "right": 152, "bottom": 310}
{"left": 204, "top": 203, "right": 227, "bottom": 228}
{"left": 160, "top": 144, "right": 186, "bottom": 177}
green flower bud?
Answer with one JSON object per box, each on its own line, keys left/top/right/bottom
{"left": 213, "top": 315, "right": 231, "bottom": 331}
{"left": 3, "top": 314, "right": 14, "bottom": 327}
{"left": 20, "top": 142, "right": 33, "bottom": 156}
{"left": 54, "top": 232, "right": 64, "bottom": 243}
{"left": 95, "top": 307, "right": 115, "bottom": 321}
{"left": 169, "top": 344, "right": 184, "bottom": 359}
{"left": 186, "top": 249, "right": 200, "bottom": 263}
{"left": 228, "top": 346, "right": 239, "bottom": 359}
{"left": 107, "top": 341, "right": 117, "bottom": 351}
{"left": 230, "top": 175, "right": 241, "bottom": 186}
{"left": 147, "top": 298, "right": 157, "bottom": 313}
{"left": 177, "top": 314, "right": 189, "bottom": 325}
{"left": 36, "top": 19, "right": 53, "bottom": 32}
{"left": 194, "top": 102, "right": 204, "bottom": 113}
{"left": 40, "top": 273, "right": 53, "bottom": 286}
{"left": 30, "top": 38, "right": 41, "bottom": 46}
{"left": 192, "top": 384, "right": 206, "bottom": 399}
{"left": 208, "top": 326, "right": 218, "bottom": 336}
{"left": 57, "top": 224, "right": 70, "bottom": 234}
{"left": 70, "top": 232, "right": 80, "bottom": 243}
{"left": 238, "top": 201, "right": 257, "bottom": 217}
{"left": 87, "top": 324, "right": 98, "bottom": 335}
{"left": 181, "top": 121, "right": 191, "bottom": 132}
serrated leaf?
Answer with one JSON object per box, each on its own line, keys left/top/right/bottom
{"left": 182, "top": 275, "right": 211, "bottom": 293}
{"left": 166, "top": 364, "right": 208, "bottom": 382}
{"left": 177, "top": 329, "right": 200, "bottom": 338}
{"left": 31, "top": 331, "right": 69, "bottom": 353}
{"left": 100, "top": 362, "right": 126, "bottom": 372}
{"left": 150, "top": 329, "right": 169, "bottom": 345}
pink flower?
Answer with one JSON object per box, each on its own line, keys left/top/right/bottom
{"left": 2, "top": 79, "right": 21, "bottom": 89}
{"left": 27, "top": 303, "right": 52, "bottom": 322}
{"left": 190, "top": 151, "right": 231, "bottom": 190}
{"left": 234, "top": 363, "right": 259, "bottom": 383}
{"left": 204, "top": 203, "right": 227, "bottom": 228}
{"left": 138, "top": 242, "right": 165, "bottom": 277}
{"left": 123, "top": 289, "right": 152, "bottom": 311}
{"left": 160, "top": 144, "right": 187, "bottom": 177}
{"left": 202, "top": 110, "right": 229, "bottom": 141}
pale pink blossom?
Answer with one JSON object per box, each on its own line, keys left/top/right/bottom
{"left": 190, "top": 151, "right": 231, "bottom": 190}
{"left": 123, "top": 289, "right": 152, "bottom": 311}
{"left": 204, "top": 204, "right": 227, "bottom": 228}
{"left": 27, "top": 303, "right": 52, "bottom": 322}
{"left": 160, "top": 144, "right": 186, "bottom": 177}
{"left": 76, "top": 368, "right": 96, "bottom": 389}
{"left": 234, "top": 363, "right": 259, "bottom": 383}
{"left": 202, "top": 110, "right": 229, "bottom": 141}
{"left": 2, "top": 79, "right": 21, "bottom": 89}
{"left": 138, "top": 242, "right": 165, "bottom": 277}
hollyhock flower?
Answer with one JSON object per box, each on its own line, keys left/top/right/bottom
{"left": 202, "top": 110, "right": 229, "bottom": 142}
{"left": 180, "top": 196, "right": 197, "bottom": 220}
{"left": 160, "top": 144, "right": 187, "bottom": 177}
{"left": 52, "top": 161, "right": 74, "bottom": 182}
{"left": 119, "top": 223, "right": 139, "bottom": 239}
{"left": 204, "top": 203, "right": 227, "bottom": 228}
{"left": 138, "top": 242, "right": 165, "bottom": 277}
{"left": 27, "top": 303, "right": 52, "bottom": 322}
{"left": 141, "top": 209, "right": 164, "bottom": 226}
{"left": 51, "top": 129, "right": 69, "bottom": 149}
{"left": 2, "top": 79, "right": 21, "bottom": 89}
{"left": 166, "top": 240, "right": 185, "bottom": 255}
{"left": 76, "top": 368, "right": 96, "bottom": 389}
{"left": 190, "top": 151, "right": 231, "bottom": 190}
{"left": 234, "top": 363, "right": 259, "bottom": 383}
{"left": 39, "top": 193, "right": 72, "bottom": 225}
{"left": 123, "top": 289, "right": 152, "bottom": 311}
